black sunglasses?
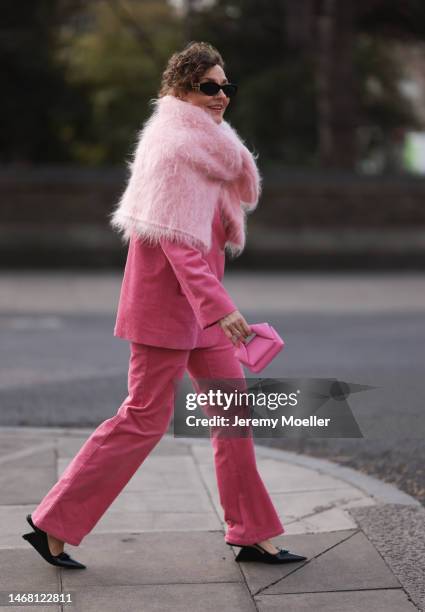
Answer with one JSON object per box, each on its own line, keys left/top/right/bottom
{"left": 192, "top": 81, "right": 238, "bottom": 98}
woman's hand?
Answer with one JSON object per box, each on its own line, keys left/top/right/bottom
{"left": 219, "top": 310, "right": 252, "bottom": 346}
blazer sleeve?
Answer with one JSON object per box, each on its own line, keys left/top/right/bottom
{"left": 160, "top": 238, "right": 238, "bottom": 330}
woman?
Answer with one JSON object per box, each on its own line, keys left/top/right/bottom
{"left": 22, "top": 41, "right": 306, "bottom": 568}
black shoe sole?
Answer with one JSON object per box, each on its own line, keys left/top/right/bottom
{"left": 26, "top": 514, "right": 41, "bottom": 532}
{"left": 23, "top": 515, "right": 86, "bottom": 569}
{"left": 227, "top": 542, "right": 307, "bottom": 564}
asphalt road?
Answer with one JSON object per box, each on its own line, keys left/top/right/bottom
{"left": 1, "top": 271, "right": 424, "bottom": 505}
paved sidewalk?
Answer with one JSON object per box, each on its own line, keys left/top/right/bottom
{"left": 0, "top": 427, "right": 424, "bottom": 611}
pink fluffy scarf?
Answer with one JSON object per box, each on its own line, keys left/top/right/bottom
{"left": 109, "top": 93, "right": 262, "bottom": 258}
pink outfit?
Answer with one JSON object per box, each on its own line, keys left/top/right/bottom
{"left": 31, "top": 96, "right": 285, "bottom": 548}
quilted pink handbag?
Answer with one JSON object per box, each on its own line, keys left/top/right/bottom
{"left": 234, "top": 322, "right": 285, "bottom": 373}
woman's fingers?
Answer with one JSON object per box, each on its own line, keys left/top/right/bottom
{"left": 223, "top": 327, "right": 235, "bottom": 342}
{"left": 218, "top": 310, "right": 252, "bottom": 346}
{"left": 233, "top": 316, "right": 251, "bottom": 339}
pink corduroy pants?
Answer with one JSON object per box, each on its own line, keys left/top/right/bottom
{"left": 31, "top": 336, "right": 284, "bottom": 547}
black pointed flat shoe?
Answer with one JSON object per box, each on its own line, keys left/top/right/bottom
{"left": 22, "top": 514, "right": 86, "bottom": 569}
{"left": 227, "top": 541, "right": 307, "bottom": 564}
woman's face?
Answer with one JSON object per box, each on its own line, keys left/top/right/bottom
{"left": 176, "top": 64, "right": 230, "bottom": 124}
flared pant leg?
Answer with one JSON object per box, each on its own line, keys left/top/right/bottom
{"left": 187, "top": 336, "right": 285, "bottom": 546}
{"left": 31, "top": 342, "right": 189, "bottom": 546}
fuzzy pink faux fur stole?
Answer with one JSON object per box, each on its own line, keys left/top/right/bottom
{"left": 109, "top": 93, "right": 262, "bottom": 257}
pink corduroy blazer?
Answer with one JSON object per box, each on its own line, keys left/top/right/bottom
{"left": 113, "top": 198, "right": 238, "bottom": 350}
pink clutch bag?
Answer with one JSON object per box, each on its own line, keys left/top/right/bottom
{"left": 234, "top": 322, "right": 285, "bottom": 373}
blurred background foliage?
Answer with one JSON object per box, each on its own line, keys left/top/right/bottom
{"left": 1, "top": 0, "right": 425, "bottom": 170}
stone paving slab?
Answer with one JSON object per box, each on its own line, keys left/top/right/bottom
{"left": 0, "top": 466, "right": 57, "bottom": 505}
{"left": 1, "top": 447, "right": 55, "bottom": 469}
{"left": 255, "top": 589, "right": 418, "bottom": 612}
{"left": 0, "top": 435, "right": 56, "bottom": 459}
{"left": 60, "top": 583, "right": 257, "bottom": 612}
{"left": 272, "top": 486, "right": 376, "bottom": 520}
{"left": 261, "top": 531, "right": 400, "bottom": 595}
{"left": 232, "top": 530, "right": 355, "bottom": 594}
{"left": 107, "top": 489, "right": 213, "bottom": 514}
{"left": 0, "top": 607, "right": 61, "bottom": 612}
{"left": 90, "top": 508, "right": 221, "bottom": 535}
{"left": 0, "top": 548, "right": 61, "bottom": 591}
{"left": 61, "top": 532, "right": 241, "bottom": 587}
{"left": 192, "top": 444, "right": 353, "bottom": 492}
{"left": 0, "top": 505, "right": 45, "bottom": 549}
{"left": 282, "top": 506, "right": 361, "bottom": 535}
{"left": 257, "top": 458, "right": 356, "bottom": 493}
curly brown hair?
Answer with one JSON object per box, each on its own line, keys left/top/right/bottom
{"left": 158, "top": 41, "right": 225, "bottom": 98}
